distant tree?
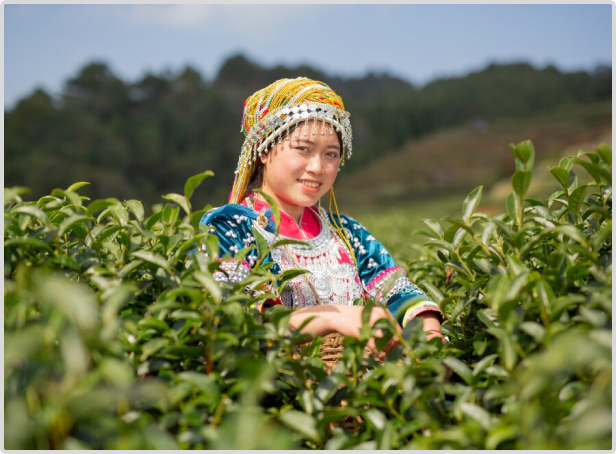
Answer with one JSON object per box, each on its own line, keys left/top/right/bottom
{"left": 4, "top": 55, "right": 611, "bottom": 207}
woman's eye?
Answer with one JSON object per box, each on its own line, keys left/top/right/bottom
{"left": 327, "top": 152, "right": 340, "bottom": 158}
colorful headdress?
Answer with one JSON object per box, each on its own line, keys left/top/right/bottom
{"left": 229, "top": 77, "right": 353, "bottom": 204}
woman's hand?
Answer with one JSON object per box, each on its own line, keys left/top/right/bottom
{"left": 416, "top": 312, "right": 446, "bottom": 342}
{"left": 289, "top": 305, "right": 402, "bottom": 360}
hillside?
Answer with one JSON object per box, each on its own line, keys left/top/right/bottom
{"left": 335, "top": 101, "right": 611, "bottom": 210}
{"left": 4, "top": 55, "right": 611, "bottom": 209}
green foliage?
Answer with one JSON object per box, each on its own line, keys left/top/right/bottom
{"left": 4, "top": 56, "right": 612, "bottom": 208}
{"left": 4, "top": 142, "right": 611, "bottom": 449}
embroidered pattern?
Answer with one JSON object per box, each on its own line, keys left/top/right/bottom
{"left": 402, "top": 301, "right": 443, "bottom": 327}
{"left": 212, "top": 259, "right": 251, "bottom": 283}
{"left": 253, "top": 211, "right": 363, "bottom": 309}
{"left": 366, "top": 266, "right": 427, "bottom": 302}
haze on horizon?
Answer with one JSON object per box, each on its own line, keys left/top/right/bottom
{"left": 4, "top": 4, "right": 612, "bottom": 109}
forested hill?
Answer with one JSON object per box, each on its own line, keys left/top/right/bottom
{"left": 5, "top": 54, "right": 611, "bottom": 208}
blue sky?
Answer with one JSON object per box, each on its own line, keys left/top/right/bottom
{"left": 3, "top": 4, "right": 612, "bottom": 109}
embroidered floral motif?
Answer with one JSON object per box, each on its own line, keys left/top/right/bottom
{"left": 225, "top": 230, "right": 238, "bottom": 239}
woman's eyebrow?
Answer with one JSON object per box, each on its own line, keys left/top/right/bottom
{"left": 294, "top": 138, "right": 341, "bottom": 149}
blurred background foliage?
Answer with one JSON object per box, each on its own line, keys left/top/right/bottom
{"left": 4, "top": 54, "right": 612, "bottom": 215}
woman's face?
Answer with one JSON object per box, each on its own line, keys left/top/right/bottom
{"left": 260, "top": 121, "right": 342, "bottom": 221}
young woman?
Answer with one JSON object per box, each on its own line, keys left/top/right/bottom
{"left": 200, "top": 77, "right": 444, "bottom": 358}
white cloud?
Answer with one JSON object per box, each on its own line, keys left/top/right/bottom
{"left": 126, "top": 5, "right": 214, "bottom": 29}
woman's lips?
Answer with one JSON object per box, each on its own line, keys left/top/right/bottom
{"left": 298, "top": 179, "right": 322, "bottom": 193}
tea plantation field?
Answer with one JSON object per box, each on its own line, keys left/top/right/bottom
{"left": 4, "top": 141, "right": 611, "bottom": 449}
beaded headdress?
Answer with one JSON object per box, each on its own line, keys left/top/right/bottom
{"left": 229, "top": 77, "right": 353, "bottom": 204}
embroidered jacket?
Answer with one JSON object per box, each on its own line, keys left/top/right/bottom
{"left": 199, "top": 200, "right": 442, "bottom": 327}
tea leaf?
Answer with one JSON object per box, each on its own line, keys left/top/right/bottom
{"left": 278, "top": 410, "right": 320, "bottom": 442}
{"left": 443, "top": 357, "right": 472, "bottom": 385}
{"left": 462, "top": 186, "right": 483, "bottom": 224}
{"left": 184, "top": 171, "right": 214, "bottom": 201}
{"left": 511, "top": 170, "right": 531, "bottom": 198}
{"left": 163, "top": 193, "right": 191, "bottom": 216}
{"left": 550, "top": 166, "right": 570, "bottom": 190}
{"left": 567, "top": 185, "right": 588, "bottom": 217}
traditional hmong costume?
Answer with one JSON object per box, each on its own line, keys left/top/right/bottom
{"left": 199, "top": 77, "right": 442, "bottom": 327}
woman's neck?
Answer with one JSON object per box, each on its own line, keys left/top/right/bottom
{"left": 255, "top": 191, "right": 303, "bottom": 223}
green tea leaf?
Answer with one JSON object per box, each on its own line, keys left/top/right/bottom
{"left": 462, "top": 186, "right": 483, "bottom": 224}
{"left": 486, "top": 273, "right": 511, "bottom": 310}
{"left": 58, "top": 214, "right": 91, "bottom": 237}
{"left": 421, "top": 219, "right": 444, "bottom": 239}
{"left": 4, "top": 186, "right": 30, "bottom": 204}
{"left": 573, "top": 157, "right": 611, "bottom": 183}
{"left": 506, "top": 193, "right": 519, "bottom": 224}
{"left": 278, "top": 410, "right": 320, "bottom": 442}
{"left": 568, "top": 185, "right": 588, "bottom": 217}
{"left": 184, "top": 170, "right": 214, "bottom": 201}
{"left": 511, "top": 170, "right": 531, "bottom": 198}
{"left": 162, "top": 193, "right": 191, "bottom": 216}
{"left": 596, "top": 144, "right": 612, "bottom": 166}
{"left": 4, "top": 238, "right": 53, "bottom": 253}
{"left": 510, "top": 140, "right": 534, "bottom": 167}
{"left": 460, "top": 402, "right": 492, "bottom": 430}
{"left": 86, "top": 198, "right": 120, "bottom": 216}
{"left": 500, "top": 331, "right": 518, "bottom": 371}
{"left": 12, "top": 206, "right": 49, "bottom": 224}
{"left": 132, "top": 250, "right": 171, "bottom": 271}
{"left": 550, "top": 166, "right": 570, "bottom": 190}
{"left": 193, "top": 270, "right": 222, "bottom": 303}
{"left": 140, "top": 338, "right": 170, "bottom": 361}
{"left": 442, "top": 357, "right": 472, "bottom": 384}
{"left": 424, "top": 239, "right": 456, "bottom": 255}
{"left": 125, "top": 200, "right": 145, "bottom": 222}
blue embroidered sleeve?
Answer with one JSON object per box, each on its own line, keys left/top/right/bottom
{"left": 327, "top": 212, "right": 442, "bottom": 326}
{"left": 198, "top": 205, "right": 284, "bottom": 313}
{"left": 199, "top": 205, "right": 260, "bottom": 269}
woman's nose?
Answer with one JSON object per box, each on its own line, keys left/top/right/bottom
{"left": 306, "top": 156, "right": 324, "bottom": 174}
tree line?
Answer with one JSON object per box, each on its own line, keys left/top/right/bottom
{"left": 4, "top": 54, "right": 611, "bottom": 209}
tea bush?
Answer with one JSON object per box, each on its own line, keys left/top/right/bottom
{"left": 4, "top": 141, "right": 611, "bottom": 449}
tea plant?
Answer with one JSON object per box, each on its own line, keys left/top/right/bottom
{"left": 4, "top": 141, "right": 611, "bottom": 449}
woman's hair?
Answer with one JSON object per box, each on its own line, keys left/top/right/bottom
{"left": 243, "top": 160, "right": 264, "bottom": 201}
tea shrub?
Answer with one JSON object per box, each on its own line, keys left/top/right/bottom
{"left": 4, "top": 141, "right": 611, "bottom": 449}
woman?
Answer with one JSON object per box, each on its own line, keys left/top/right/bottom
{"left": 200, "top": 77, "right": 444, "bottom": 358}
